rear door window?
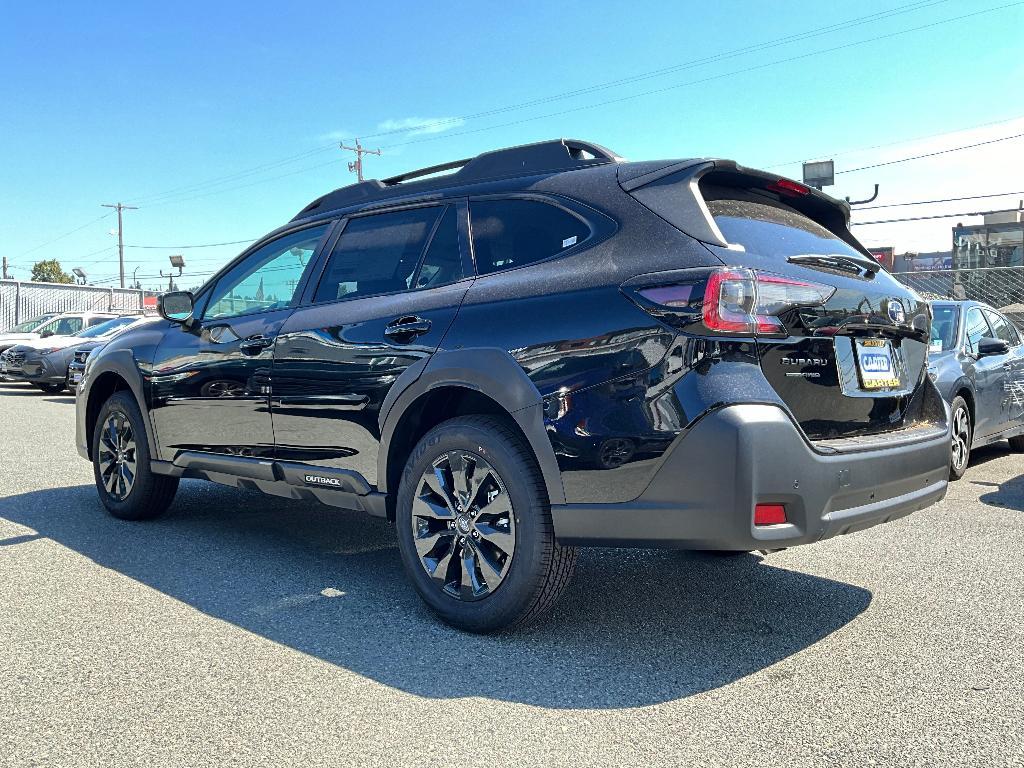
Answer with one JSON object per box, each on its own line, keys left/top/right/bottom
{"left": 42, "top": 317, "right": 83, "bottom": 335}
{"left": 412, "top": 206, "right": 463, "bottom": 289}
{"left": 705, "top": 193, "right": 863, "bottom": 261}
{"left": 470, "top": 198, "right": 589, "bottom": 275}
{"left": 314, "top": 206, "right": 443, "bottom": 303}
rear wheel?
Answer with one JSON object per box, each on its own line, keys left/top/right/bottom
{"left": 92, "top": 391, "right": 179, "bottom": 520}
{"left": 1008, "top": 435, "right": 1024, "bottom": 452}
{"left": 949, "top": 396, "right": 972, "bottom": 481}
{"left": 395, "top": 415, "right": 577, "bottom": 633}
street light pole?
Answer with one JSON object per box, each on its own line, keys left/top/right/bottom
{"left": 101, "top": 202, "right": 138, "bottom": 289}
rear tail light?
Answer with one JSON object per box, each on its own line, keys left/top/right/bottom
{"left": 632, "top": 268, "right": 835, "bottom": 337}
{"left": 754, "top": 503, "right": 787, "bottom": 526}
{"left": 767, "top": 178, "right": 810, "bottom": 197}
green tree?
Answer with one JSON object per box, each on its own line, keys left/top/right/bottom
{"left": 30, "top": 259, "right": 74, "bottom": 284}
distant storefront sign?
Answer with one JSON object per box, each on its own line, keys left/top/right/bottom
{"left": 868, "top": 247, "right": 894, "bottom": 270}
{"left": 910, "top": 254, "right": 953, "bottom": 271}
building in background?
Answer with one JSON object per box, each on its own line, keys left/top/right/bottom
{"left": 953, "top": 210, "right": 1024, "bottom": 270}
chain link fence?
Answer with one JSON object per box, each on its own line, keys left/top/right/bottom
{"left": 0, "top": 280, "right": 145, "bottom": 332}
{"left": 892, "top": 266, "right": 1024, "bottom": 326}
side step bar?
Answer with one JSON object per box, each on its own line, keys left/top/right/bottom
{"left": 151, "top": 452, "right": 387, "bottom": 518}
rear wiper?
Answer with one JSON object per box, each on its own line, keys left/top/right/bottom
{"left": 787, "top": 253, "right": 880, "bottom": 275}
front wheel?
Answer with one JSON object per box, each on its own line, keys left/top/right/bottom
{"left": 949, "top": 396, "right": 972, "bottom": 481}
{"left": 395, "top": 415, "right": 577, "bottom": 633}
{"left": 35, "top": 382, "right": 64, "bottom": 393}
{"left": 92, "top": 391, "right": 179, "bottom": 520}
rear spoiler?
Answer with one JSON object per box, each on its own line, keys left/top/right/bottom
{"left": 618, "top": 159, "right": 869, "bottom": 258}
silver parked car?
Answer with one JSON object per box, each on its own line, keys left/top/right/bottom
{"left": 927, "top": 300, "right": 1024, "bottom": 479}
{"left": 3, "top": 315, "right": 147, "bottom": 392}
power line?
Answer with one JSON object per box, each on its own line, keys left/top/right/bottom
{"left": 18, "top": 212, "right": 114, "bottom": 258}
{"left": 344, "top": 0, "right": 953, "bottom": 144}
{"left": 119, "top": 0, "right": 950, "bottom": 207}
{"left": 858, "top": 191, "right": 1024, "bottom": 210}
{"left": 124, "top": 238, "right": 256, "bottom": 249}
{"left": 136, "top": 158, "right": 348, "bottom": 210}
{"left": 126, "top": 145, "right": 336, "bottom": 207}
{"left": 852, "top": 207, "right": 1022, "bottom": 225}
{"left": 113, "top": 2, "right": 1021, "bottom": 213}
{"left": 372, "top": 3, "right": 1023, "bottom": 152}
{"left": 763, "top": 113, "right": 1024, "bottom": 170}
{"left": 838, "top": 132, "right": 1024, "bottom": 174}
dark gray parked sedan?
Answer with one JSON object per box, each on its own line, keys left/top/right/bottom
{"left": 928, "top": 300, "right": 1024, "bottom": 479}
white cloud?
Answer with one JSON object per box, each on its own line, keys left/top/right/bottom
{"left": 375, "top": 116, "right": 465, "bottom": 136}
{"left": 316, "top": 129, "right": 355, "bottom": 143}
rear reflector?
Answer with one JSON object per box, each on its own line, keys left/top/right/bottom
{"left": 754, "top": 503, "right": 787, "bottom": 526}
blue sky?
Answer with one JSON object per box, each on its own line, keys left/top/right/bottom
{"left": 1, "top": 0, "right": 1022, "bottom": 288}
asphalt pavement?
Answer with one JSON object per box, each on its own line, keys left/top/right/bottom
{"left": 1, "top": 380, "right": 1021, "bottom": 767}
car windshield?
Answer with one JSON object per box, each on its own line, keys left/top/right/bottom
{"left": 75, "top": 316, "right": 137, "bottom": 339}
{"left": 930, "top": 304, "right": 960, "bottom": 352}
{"left": 9, "top": 314, "right": 58, "bottom": 333}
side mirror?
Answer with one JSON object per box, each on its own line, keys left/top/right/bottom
{"left": 40, "top": 329, "right": 54, "bottom": 338}
{"left": 977, "top": 336, "right": 1010, "bottom": 357}
{"left": 159, "top": 291, "right": 195, "bottom": 324}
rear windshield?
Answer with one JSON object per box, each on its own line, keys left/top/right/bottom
{"left": 706, "top": 194, "right": 863, "bottom": 262}
{"left": 930, "top": 304, "right": 960, "bottom": 352}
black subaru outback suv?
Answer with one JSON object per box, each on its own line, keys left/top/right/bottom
{"left": 76, "top": 139, "right": 950, "bottom": 632}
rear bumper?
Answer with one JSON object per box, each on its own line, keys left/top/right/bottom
{"left": 551, "top": 403, "right": 949, "bottom": 550}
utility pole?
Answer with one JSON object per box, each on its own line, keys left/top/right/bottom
{"left": 1, "top": 256, "right": 10, "bottom": 280}
{"left": 101, "top": 202, "right": 138, "bottom": 289}
{"left": 339, "top": 139, "right": 381, "bottom": 182}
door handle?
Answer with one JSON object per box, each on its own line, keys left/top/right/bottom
{"left": 384, "top": 316, "right": 431, "bottom": 341}
{"left": 238, "top": 335, "right": 275, "bottom": 355}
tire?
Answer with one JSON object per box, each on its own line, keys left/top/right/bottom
{"left": 1009, "top": 435, "right": 1024, "bottom": 452}
{"left": 35, "top": 382, "right": 64, "bottom": 393}
{"left": 949, "top": 395, "right": 972, "bottom": 481}
{"left": 395, "top": 415, "right": 577, "bottom": 633}
{"left": 92, "top": 391, "right": 179, "bottom": 520}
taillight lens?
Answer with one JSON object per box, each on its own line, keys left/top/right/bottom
{"left": 634, "top": 268, "right": 835, "bottom": 337}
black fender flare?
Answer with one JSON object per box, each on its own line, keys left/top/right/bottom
{"left": 85, "top": 350, "right": 159, "bottom": 459}
{"left": 377, "top": 347, "right": 566, "bottom": 505}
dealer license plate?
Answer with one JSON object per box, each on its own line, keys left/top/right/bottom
{"left": 855, "top": 338, "right": 900, "bottom": 390}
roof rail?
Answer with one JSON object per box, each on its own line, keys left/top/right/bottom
{"left": 293, "top": 139, "right": 621, "bottom": 220}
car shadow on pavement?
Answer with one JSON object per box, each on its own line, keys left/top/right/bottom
{"left": 0, "top": 482, "right": 872, "bottom": 709}
{"left": 976, "top": 472, "right": 1024, "bottom": 512}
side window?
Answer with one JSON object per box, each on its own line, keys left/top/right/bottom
{"left": 204, "top": 224, "right": 328, "bottom": 320}
{"left": 413, "top": 206, "right": 463, "bottom": 289}
{"left": 54, "top": 317, "right": 83, "bottom": 335}
{"left": 470, "top": 198, "right": 590, "bottom": 275}
{"left": 964, "top": 307, "right": 992, "bottom": 355}
{"left": 984, "top": 310, "right": 1018, "bottom": 346}
{"left": 314, "top": 206, "right": 443, "bottom": 303}
{"left": 86, "top": 316, "right": 110, "bottom": 327}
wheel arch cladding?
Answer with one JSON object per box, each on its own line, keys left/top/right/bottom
{"left": 378, "top": 348, "right": 566, "bottom": 517}
{"left": 85, "top": 354, "right": 154, "bottom": 461}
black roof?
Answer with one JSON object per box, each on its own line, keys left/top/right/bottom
{"left": 292, "top": 139, "right": 622, "bottom": 221}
